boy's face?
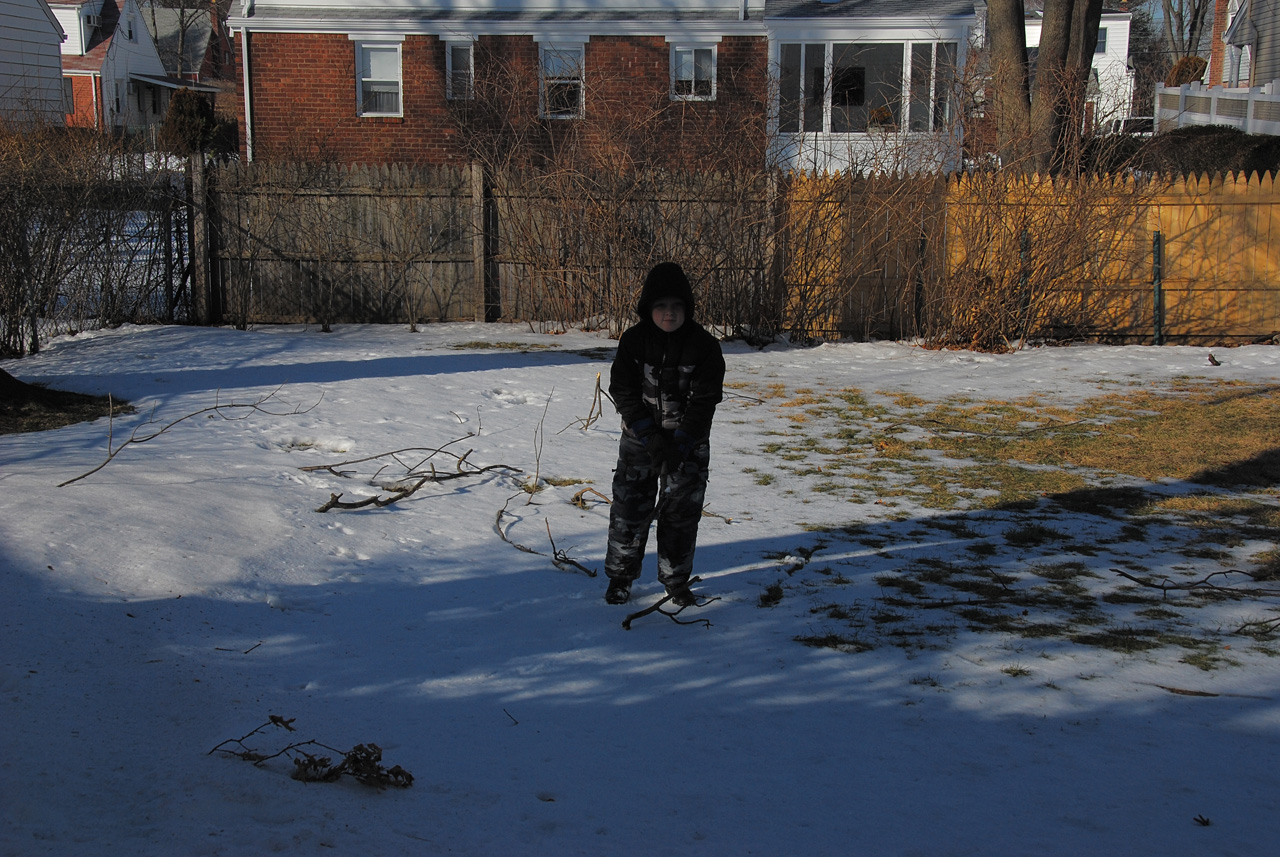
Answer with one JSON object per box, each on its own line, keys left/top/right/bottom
{"left": 651, "top": 297, "right": 686, "bottom": 333}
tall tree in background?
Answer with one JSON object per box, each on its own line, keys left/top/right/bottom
{"left": 987, "top": 0, "right": 1103, "bottom": 173}
{"left": 1127, "top": 2, "right": 1171, "bottom": 115}
{"left": 987, "top": 0, "right": 1033, "bottom": 167}
{"left": 1161, "top": 0, "right": 1213, "bottom": 61}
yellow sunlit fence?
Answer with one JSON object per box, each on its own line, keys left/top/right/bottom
{"left": 781, "top": 170, "right": 1280, "bottom": 346}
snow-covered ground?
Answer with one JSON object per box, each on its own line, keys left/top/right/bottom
{"left": 3, "top": 323, "right": 1279, "bottom": 856}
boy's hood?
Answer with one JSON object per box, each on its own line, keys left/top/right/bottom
{"left": 636, "top": 262, "right": 696, "bottom": 322}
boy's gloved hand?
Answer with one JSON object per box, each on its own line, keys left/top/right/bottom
{"left": 673, "top": 429, "right": 695, "bottom": 461}
{"left": 646, "top": 433, "right": 678, "bottom": 470}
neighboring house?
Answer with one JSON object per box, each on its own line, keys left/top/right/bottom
{"left": 1157, "top": 0, "right": 1280, "bottom": 135}
{"left": 140, "top": 0, "right": 234, "bottom": 82}
{"left": 50, "top": 0, "right": 191, "bottom": 133}
{"left": 1023, "top": 3, "right": 1133, "bottom": 131}
{"left": 224, "top": 1, "right": 1131, "bottom": 170}
{"left": 0, "top": 0, "right": 67, "bottom": 125}
{"left": 1223, "top": 0, "right": 1280, "bottom": 86}
{"left": 226, "top": 0, "right": 980, "bottom": 170}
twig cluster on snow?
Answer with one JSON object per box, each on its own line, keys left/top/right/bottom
{"left": 208, "top": 715, "right": 414, "bottom": 789}
{"left": 303, "top": 432, "right": 522, "bottom": 512}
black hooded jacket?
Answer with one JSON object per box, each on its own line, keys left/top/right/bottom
{"left": 609, "top": 263, "right": 725, "bottom": 441}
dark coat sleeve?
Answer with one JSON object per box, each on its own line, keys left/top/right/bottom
{"left": 677, "top": 328, "right": 724, "bottom": 439}
{"left": 608, "top": 327, "right": 650, "bottom": 431}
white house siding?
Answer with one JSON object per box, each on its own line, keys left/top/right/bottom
{"left": 101, "top": 0, "right": 169, "bottom": 131}
{"left": 1025, "top": 9, "right": 1133, "bottom": 130}
{"left": 48, "top": 0, "right": 91, "bottom": 55}
{"left": 0, "top": 0, "right": 66, "bottom": 124}
{"left": 1247, "top": 0, "right": 1280, "bottom": 84}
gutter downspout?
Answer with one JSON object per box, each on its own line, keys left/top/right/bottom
{"left": 240, "top": 28, "right": 253, "bottom": 161}
{"left": 240, "top": 1, "right": 256, "bottom": 161}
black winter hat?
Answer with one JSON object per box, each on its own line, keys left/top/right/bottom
{"left": 636, "top": 262, "right": 696, "bottom": 320}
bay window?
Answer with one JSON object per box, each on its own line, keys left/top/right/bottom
{"left": 779, "top": 40, "right": 957, "bottom": 134}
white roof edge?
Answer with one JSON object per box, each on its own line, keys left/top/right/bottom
{"left": 38, "top": 0, "right": 69, "bottom": 41}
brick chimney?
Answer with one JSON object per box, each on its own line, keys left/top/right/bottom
{"left": 1209, "top": 0, "right": 1231, "bottom": 84}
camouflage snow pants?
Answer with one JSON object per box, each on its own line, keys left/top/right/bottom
{"left": 604, "top": 431, "right": 710, "bottom": 586}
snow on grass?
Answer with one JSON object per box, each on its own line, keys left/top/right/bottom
{"left": 3, "top": 323, "right": 1280, "bottom": 856}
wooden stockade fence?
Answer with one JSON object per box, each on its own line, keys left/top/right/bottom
{"left": 201, "top": 160, "right": 1280, "bottom": 345}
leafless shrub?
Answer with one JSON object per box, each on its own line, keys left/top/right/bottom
{"left": 0, "top": 122, "right": 189, "bottom": 355}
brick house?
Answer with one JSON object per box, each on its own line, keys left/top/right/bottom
{"left": 226, "top": 0, "right": 980, "bottom": 170}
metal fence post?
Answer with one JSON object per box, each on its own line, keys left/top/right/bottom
{"left": 1152, "top": 230, "right": 1164, "bottom": 345}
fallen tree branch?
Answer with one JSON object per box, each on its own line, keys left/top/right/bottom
{"left": 209, "top": 715, "right": 413, "bottom": 789}
{"left": 60, "top": 388, "right": 318, "bottom": 487}
{"left": 1235, "top": 615, "right": 1280, "bottom": 637}
{"left": 622, "top": 577, "right": 720, "bottom": 630}
{"left": 495, "top": 491, "right": 543, "bottom": 555}
{"left": 298, "top": 437, "right": 474, "bottom": 477}
{"left": 316, "top": 462, "right": 520, "bottom": 512}
{"left": 1109, "top": 567, "right": 1280, "bottom": 598}
{"left": 546, "top": 520, "right": 597, "bottom": 577}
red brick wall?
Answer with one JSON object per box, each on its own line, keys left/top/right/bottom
{"left": 236, "top": 31, "right": 770, "bottom": 167}
{"left": 64, "top": 76, "right": 101, "bottom": 130}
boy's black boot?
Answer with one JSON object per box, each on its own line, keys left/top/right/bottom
{"left": 605, "top": 578, "right": 632, "bottom": 605}
{"left": 665, "top": 581, "right": 696, "bottom": 607}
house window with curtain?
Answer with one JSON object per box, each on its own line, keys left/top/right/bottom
{"left": 540, "top": 44, "right": 584, "bottom": 119}
{"left": 447, "top": 41, "right": 474, "bottom": 100}
{"left": 672, "top": 45, "right": 716, "bottom": 100}
{"left": 779, "top": 41, "right": 958, "bottom": 134}
{"left": 354, "top": 40, "right": 403, "bottom": 117}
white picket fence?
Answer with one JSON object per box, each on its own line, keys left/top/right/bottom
{"left": 1155, "top": 79, "right": 1280, "bottom": 135}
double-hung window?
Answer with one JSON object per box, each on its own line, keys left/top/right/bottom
{"left": 540, "top": 44, "right": 584, "bottom": 119}
{"left": 672, "top": 45, "right": 716, "bottom": 100}
{"left": 779, "top": 41, "right": 957, "bottom": 134}
{"left": 447, "top": 41, "right": 474, "bottom": 100}
{"left": 353, "top": 38, "right": 403, "bottom": 117}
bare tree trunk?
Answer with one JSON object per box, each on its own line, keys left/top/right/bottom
{"left": 987, "top": 0, "right": 1033, "bottom": 170}
{"left": 1030, "top": 0, "right": 1075, "bottom": 174}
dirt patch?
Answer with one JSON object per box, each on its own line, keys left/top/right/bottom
{"left": 0, "top": 369, "right": 130, "bottom": 434}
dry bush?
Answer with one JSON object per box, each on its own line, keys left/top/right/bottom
{"left": 0, "top": 122, "right": 189, "bottom": 356}
{"left": 450, "top": 42, "right": 777, "bottom": 337}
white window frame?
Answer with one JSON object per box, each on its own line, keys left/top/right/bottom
{"left": 446, "top": 40, "right": 474, "bottom": 100}
{"left": 351, "top": 36, "right": 405, "bottom": 118}
{"left": 539, "top": 42, "right": 585, "bottom": 119}
{"left": 671, "top": 44, "right": 717, "bottom": 101}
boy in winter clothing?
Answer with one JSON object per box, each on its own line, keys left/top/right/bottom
{"left": 604, "top": 262, "right": 725, "bottom": 606}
